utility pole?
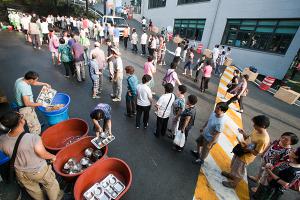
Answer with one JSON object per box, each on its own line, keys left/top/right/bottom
{"left": 85, "top": 0, "right": 89, "bottom": 16}
{"left": 104, "top": 0, "right": 107, "bottom": 15}
{"left": 113, "top": 0, "right": 116, "bottom": 16}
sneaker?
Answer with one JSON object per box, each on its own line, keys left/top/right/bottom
{"left": 110, "top": 94, "right": 115, "bottom": 98}
{"left": 33, "top": 46, "right": 36, "bottom": 49}
{"left": 182, "top": 73, "right": 186, "bottom": 75}
{"left": 92, "top": 95, "right": 101, "bottom": 99}
{"left": 38, "top": 47, "right": 41, "bottom": 50}
{"left": 112, "top": 98, "right": 121, "bottom": 102}
{"left": 143, "top": 123, "right": 148, "bottom": 129}
{"left": 222, "top": 181, "right": 236, "bottom": 189}
{"left": 193, "top": 158, "right": 204, "bottom": 165}
{"left": 136, "top": 126, "right": 140, "bottom": 129}
{"left": 239, "top": 109, "right": 244, "bottom": 113}
{"left": 64, "top": 75, "right": 70, "bottom": 78}
{"left": 190, "top": 150, "right": 199, "bottom": 158}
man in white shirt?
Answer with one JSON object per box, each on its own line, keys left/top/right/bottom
{"left": 140, "top": 30, "right": 148, "bottom": 56}
{"left": 142, "top": 17, "right": 146, "bottom": 30}
{"left": 173, "top": 43, "right": 182, "bottom": 65}
{"left": 111, "top": 48, "right": 123, "bottom": 102}
{"left": 136, "top": 74, "right": 153, "bottom": 129}
{"left": 131, "top": 28, "right": 138, "bottom": 53}
{"left": 212, "top": 44, "right": 220, "bottom": 68}
{"left": 154, "top": 83, "right": 176, "bottom": 137}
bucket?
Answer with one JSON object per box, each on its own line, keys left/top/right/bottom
{"left": 74, "top": 158, "right": 132, "bottom": 200}
{"left": 41, "top": 118, "right": 89, "bottom": 153}
{"left": 38, "top": 93, "right": 71, "bottom": 126}
{"left": 53, "top": 136, "right": 108, "bottom": 182}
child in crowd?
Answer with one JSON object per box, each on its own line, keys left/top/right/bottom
{"left": 173, "top": 95, "right": 198, "bottom": 152}
{"left": 183, "top": 47, "right": 194, "bottom": 77}
{"left": 168, "top": 85, "right": 187, "bottom": 139}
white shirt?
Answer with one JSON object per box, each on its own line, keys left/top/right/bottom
{"left": 114, "top": 57, "right": 123, "bottom": 79}
{"left": 40, "top": 22, "right": 49, "bottom": 34}
{"left": 131, "top": 33, "right": 138, "bottom": 44}
{"left": 150, "top": 38, "right": 157, "bottom": 49}
{"left": 21, "top": 16, "right": 29, "bottom": 30}
{"left": 141, "top": 33, "right": 148, "bottom": 45}
{"left": 156, "top": 93, "right": 175, "bottom": 118}
{"left": 212, "top": 47, "right": 220, "bottom": 60}
{"left": 137, "top": 84, "right": 152, "bottom": 106}
{"left": 175, "top": 47, "right": 181, "bottom": 57}
{"left": 142, "top": 19, "right": 146, "bottom": 25}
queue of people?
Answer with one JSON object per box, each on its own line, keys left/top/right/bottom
{"left": 1, "top": 11, "right": 299, "bottom": 200}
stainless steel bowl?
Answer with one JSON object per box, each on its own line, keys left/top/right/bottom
{"left": 84, "top": 148, "right": 94, "bottom": 157}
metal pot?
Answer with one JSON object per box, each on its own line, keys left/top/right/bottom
{"left": 92, "top": 149, "right": 103, "bottom": 161}
{"left": 84, "top": 148, "right": 94, "bottom": 157}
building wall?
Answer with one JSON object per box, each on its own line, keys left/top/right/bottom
{"left": 141, "top": 0, "right": 300, "bottom": 79}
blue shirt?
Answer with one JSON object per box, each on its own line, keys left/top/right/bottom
{"left": 14, "top": 78, "right": 33, "bottom": 107}
{"left": 113, "top": 28, "right": 120, "bottom": 38}
{"left": 88, "top": 59, "right": 99, "bottom": 81}
{"left": 127, "top": 75, "right": 138, "bottom": 97}
{"left": 203, "top": 112, "right": 226, "bottom": 142}
{"left": 93, "top": 103, "right": 112, "bottom": 120}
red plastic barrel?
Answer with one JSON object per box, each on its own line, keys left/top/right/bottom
{"left": 53, "top": 136, "right": 108, "bottom": 182}
{"left": 259, "top": 76, "right": 276, "bottom": 91}
{"left": 74, "top": 158, "right": 132, "bottom": 200}
{"left": 41, "top": 118, "right": 89, "bottom": 153}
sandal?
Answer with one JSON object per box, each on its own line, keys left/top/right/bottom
{"left": 222, "top": 181, "right": 236, "bottom": 189}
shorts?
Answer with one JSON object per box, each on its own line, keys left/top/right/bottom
{"left": 230, "top": 155, "right": 246, "bottom": 180}
{"left": 51, "top": 51, "right": 58, "bottom": 57}
{"left": 196, "top": 134, "right": 217, "bottom": 160}
{"left": 93, "top": 78, "right": 100, "bottom": 92}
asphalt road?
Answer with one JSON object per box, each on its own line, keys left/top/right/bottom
{"left": 0, "top": 26, "right": 299, "bottom": 200}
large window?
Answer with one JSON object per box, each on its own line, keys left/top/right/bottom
{"left": 221, "top": 19, "right": 300, "bottom": 54}
{"left": 173, "top": 19, "right": 206, "bottom": 41}
{"left": 178, "top": 0, "right": 210, "bottom": 5}
{"left": 148, "top": 0, "right": 166, "bottom": 9}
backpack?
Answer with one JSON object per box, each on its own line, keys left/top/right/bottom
{"left": 162, "top": 71, "right": 174, "bottom": 86}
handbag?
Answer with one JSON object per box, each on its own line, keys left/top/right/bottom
{"left": 7, "top": 132, "right": 26, "bottom": 183}
{"left": 173, "top": 129, "right": 186, "bottom": 147}
{"left": 232, "top": 143, "right": 246, "bottom": 157}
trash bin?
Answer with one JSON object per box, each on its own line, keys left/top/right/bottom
{"left": 38, "top": 93, "right": 70, "bottom": 126}
{"left": 41, "top": 118, "right": 89, "bottom": 153}
{"left": 53, "top": 136, "right": 108, "bottom": 182}
{"left": 74, "top": 158, "right": 132, "bottom": 200}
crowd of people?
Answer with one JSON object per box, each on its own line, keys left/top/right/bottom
{"left": 0, "top": 10, "right": 299, "bottom": 200}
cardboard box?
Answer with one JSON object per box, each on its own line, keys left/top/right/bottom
{"left": 242, "top": 68, "right": 258, "bottom": 82}
{"left": 274, "top": 87, "right": 300, "bottom": 105}
{"left": 203, "top": 49, "right": 212, "bottom": 58}
{"left": 224, "top": 58, "right": 233, "bottom": 67}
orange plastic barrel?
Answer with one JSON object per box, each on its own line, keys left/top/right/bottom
{"left": 53, "top": 136, "right": 108, "bottom": 182}
{"left": 74, "top": 158, "right": 132, "bottom": 200}
{"left": 41, "top": 118, "right": 89, "bottom": 153}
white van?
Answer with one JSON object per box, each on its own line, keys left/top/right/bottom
{"left": 101, "top": 16, "right": 129, "bottom": 37}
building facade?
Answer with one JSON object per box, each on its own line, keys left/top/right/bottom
{"left": 140, "top": 0, "right": 300, "bottom": 79}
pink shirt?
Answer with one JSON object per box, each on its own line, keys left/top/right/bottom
{"left": 202, "top": 65, "right": 213, "bottom": 78}
{"left": 48, "top": 34, "right": 59, "bottom": 53}
{"left": 144, "top": 62, "right": 155, "bottom": 77}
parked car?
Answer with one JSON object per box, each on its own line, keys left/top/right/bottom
{"left": 100, "top": 15, "right": 129, "bottom": 37}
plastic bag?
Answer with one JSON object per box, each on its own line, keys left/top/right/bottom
{"left": 173, "top": 130, "right": 185, "bottom": 147}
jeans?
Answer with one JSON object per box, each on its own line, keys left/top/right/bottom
{"left": 126, "top": 95, "right": 137, "bottom": 115}
{"left": 226, "top": 95, "right": 244, "bottom": 110}
{"left": 75, "top": 61, "right": 86, "bottom": 81}
{"left": 62, "top": 61, "right": 72, "bottom": 76}
{"left": 155, "top": 116, "right": 169, "bottom": 137}
{"left": 136, "top": 105, "right": 151, "bottom": 127}
{"left": 141, "top": 44, "right": 146, "bottom": 55}
{"left": 112, "top": 78, "right": 123, "bottom": 99}
{"left": 132, "top": 44, "right": 138, "bottom": 53}
{"left": 215, "top": 64, "right": 221, "bottom": 75}
{"left": 30, "top": 34, "right": 41, "bottom": 47}
{"left": 200, "top": 77, "right": 210, "bottom": 92}
{"left": 124, "top": 37, "right": 128, "bottom": 49}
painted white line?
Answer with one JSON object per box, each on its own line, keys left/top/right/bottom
{"left": 202, "top": 154, "right": 240, "bottom": 200}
